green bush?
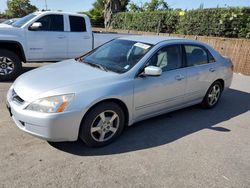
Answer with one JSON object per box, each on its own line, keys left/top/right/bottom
{"left": 111, "top": 8, "right": 250, "bottom": 38}
{"left": 112, "top": 11, "right": 179, "bottom": 33}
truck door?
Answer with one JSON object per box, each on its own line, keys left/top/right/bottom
{"left": 67, "top": 15, "right": 92, "bottom": 58}
{"left": 26, "top": 14, "right": 67, "bottom": 61}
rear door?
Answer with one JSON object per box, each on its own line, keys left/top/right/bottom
{"left": 183, "top": 44, "right": 218, "bottom": 102}
{"left": 134, "top": 44, "right": 187, "bottom": 120}
{"left": 26, "top": 14, "right": 68, "bottom": 61}
{"left": 67, "top": 15, "right": 92, "bottom": 58}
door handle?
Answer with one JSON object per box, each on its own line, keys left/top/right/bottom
{"left": 175, "top": 75, "right": 185, "bottom": 81}
{"left": 83, "top": 36, "right": 90, "bottom": 39}
{"left": 57, "top": 36, "right": 66, "bottom": 39}
{"left": 209, "top": 68, "right": 216, "bottom": 72}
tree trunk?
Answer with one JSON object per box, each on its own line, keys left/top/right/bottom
{"left": 104, "top": 0, "right": 122, "bottom": 28}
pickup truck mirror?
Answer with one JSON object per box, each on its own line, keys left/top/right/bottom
{"left": 29, "top": 22, "right": 42, "bottom": 30}
{"left": 144, "top": 66, "right": 162, "bottom": 76}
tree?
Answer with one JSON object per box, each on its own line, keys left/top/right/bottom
{"left": 128, "top": 3, "right": 141, "bottom": 12}
{"left": 85, "top": 0, "right": 129, "bottom": 28}
{"left": 0, "top": 12, "right": 7, "bottom": 19}
{"left": 6, "top": 0, "right": 38, "bottom": 18}
{"left": 199, "top": 3, "right": 204, "bottom": 9}
{"left": 85, "top": 0, "right": 105, "bottom": 27}
{"left": 120, "top": 0, "right": 129, "bottom": 11}
{"left": 129, "top": 0, "right": 169, "bottom": 12}
{"left": 104, "top": 0, "right": 129, "bottom": 27}
{"left": 104, "top": 0, "right": 120, "bottom": 28}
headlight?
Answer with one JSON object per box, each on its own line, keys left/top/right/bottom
{"left": 26, "top": 94, "right": 74, "bottom": 113}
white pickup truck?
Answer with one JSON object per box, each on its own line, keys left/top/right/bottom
{"left": 0, "top": 11, "right": 125, "bottom": 81}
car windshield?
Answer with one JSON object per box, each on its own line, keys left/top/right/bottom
{"left": 81, "top": 39, "right": 152, "bottom": 73}
{"left": 12, "top": 13, "right": 37, "bottom": 28}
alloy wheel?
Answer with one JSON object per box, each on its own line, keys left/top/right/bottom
{"left": 208, "top": 84, "right": 221, "bottom": 106}
{"left": 0, "top": 56, "right": 14, "bottom": 75}
{"left": 90, "top": 110, "right": 120, "bottom": 142}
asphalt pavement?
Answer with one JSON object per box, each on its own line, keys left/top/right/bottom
{"left": 0, "top": 63, "right": 250, "bottom": 188}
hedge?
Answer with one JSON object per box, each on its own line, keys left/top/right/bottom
{"left": 111, "top": 8, "right": 250, "bottom": 38}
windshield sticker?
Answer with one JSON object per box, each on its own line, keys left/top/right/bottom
{"left": 124, "top": 65, "right": 130, "bottom": 69}
{"left": 134, "top": 43, "right": 151, "bottom": 50}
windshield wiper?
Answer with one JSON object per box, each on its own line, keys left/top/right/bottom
{"left": 78, "top": 59, "right": 108, "bottom": 72}
{"left": 92, "top": 63, "right": 108, "bottom": 72}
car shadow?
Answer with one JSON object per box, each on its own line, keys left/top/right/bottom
{"left": 49, "top": 88, "right": 250, "bottom": 156}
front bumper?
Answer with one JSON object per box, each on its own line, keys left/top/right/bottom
{"left": 6, "top": 92, "right": 83, "bottom": 142}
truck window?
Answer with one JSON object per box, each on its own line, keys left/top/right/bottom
{"left": 36, "top": 15, "right": 64, "bottom": 31}
{"left": 69, "top": 16, "right": 86, "bottom": 32}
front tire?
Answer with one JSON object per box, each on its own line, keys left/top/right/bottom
{"left": 0, "top": 49, "right": 22, "bottom": 81}
{"left": 79, "top": 102, "right": 125, "bottom": 147}
{"left": 201, "top": 81, "right": 222, "bottom": 109}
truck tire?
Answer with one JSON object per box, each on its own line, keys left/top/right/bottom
{"left": 0, "top": 49, "right": 22, "bottom": 81}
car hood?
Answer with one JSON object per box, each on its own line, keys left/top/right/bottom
{"left": 13, "top": 60, "right": 118, "bottom": 102}
{"left": 0, "top": 24, "right": 13, "bottom": 28}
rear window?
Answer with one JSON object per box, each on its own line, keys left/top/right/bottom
{"left": 69, "top": 16, "right": 86, "bottom": 32}
{"left": 184, "top": 45, "right": 215, "bottom": 66}
{"left": 208, "top": 51, "right": 216, "bottom": 63}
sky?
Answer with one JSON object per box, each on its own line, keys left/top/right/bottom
{"left": 0, "top": 0, "right": 250, "bottom": 13}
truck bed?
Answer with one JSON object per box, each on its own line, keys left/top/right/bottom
{"left": 93, "top": 32, "right": 132, "bottom": 48}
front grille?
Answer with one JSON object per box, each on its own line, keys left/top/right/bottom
{"left": 12, "top": 90, "right": 25, "bottom": 104}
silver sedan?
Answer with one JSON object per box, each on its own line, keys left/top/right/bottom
{"left": 6, "top": 36, "right": 233, "bottom": 147}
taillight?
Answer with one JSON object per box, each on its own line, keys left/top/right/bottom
{"left": 224, "top": 56, "right": 234, "bottom": 72}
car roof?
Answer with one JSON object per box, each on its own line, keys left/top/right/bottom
{"left": 119, "top": 35, "right": 185, "bottom": 45}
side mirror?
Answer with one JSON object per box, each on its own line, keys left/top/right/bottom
{"left": 29, "top": 22, "right": 42, "bottom": 30}
{"left": 144, "top": 66, "right": 162, "bottom": 76}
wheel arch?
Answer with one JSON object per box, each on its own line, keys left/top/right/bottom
{"left": 80, "top": 98, "right": 130, "bottom": 129}
{"left": 0, "top": 41, "right": 26, "bottom": 62}
{"left": 214, "top": 78, "right": 225, "bottom": 91}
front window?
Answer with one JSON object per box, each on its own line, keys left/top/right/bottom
{"left": 147, "top": 45, "right": 182, "bottom": 71}
{"left": 36, "top": 15, "right": 64, "bottom": 31}
{"left": 80, "top": 39, "right": 152, "bottom": 73}
{"left": 12, "top": 13, "right": 37, "bottom": 28}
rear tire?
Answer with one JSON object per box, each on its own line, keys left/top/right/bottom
{"left": 201, "top": 81, "right": 222, "bottom": 109}
{"left": 0, "top": 49, "right": 22, "bottom": 81}
{"left": 79, "top": 102, "right": 125, "bottom": 147}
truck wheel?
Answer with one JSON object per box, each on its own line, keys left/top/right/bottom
{"left": 79, "top": 102, "right": 125, "bottom": 147}
{"left": 0, "top": 49, "right": 22, "bottom": 81}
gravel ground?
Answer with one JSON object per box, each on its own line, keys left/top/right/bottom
{"left": 0, "top": 63, "right": 250, "bottom": 188}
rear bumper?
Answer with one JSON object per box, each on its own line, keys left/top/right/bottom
{"left": 6, "top": 97, "right": 83, "bottom": 142}
{"left": 224, "top": 72, "right": 233, "bottom": 90}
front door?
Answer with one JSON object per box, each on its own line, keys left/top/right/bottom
{"left": 134, "top": 44, "right": 187, "bottom": 121}
{"left": 26, "top": 14, "right": 67, "bottom": 61}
